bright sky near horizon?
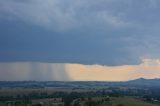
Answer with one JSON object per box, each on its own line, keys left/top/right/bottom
{"left": 0, "top": 58, "right": 160, "bottom": 81}
{"left": 0, "top": 0, "right": 160, "bottom": 81}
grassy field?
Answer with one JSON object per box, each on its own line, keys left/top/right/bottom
{"left": 111, "top": 97, "right": 160, "bottom": 106}
{"left": 0, "top": 87, "right": 92, "bottom": 97}
{"left": 72, "top": 96, "right": 160, "bottom": 106}
{"left": 0, "top": 102, "right": 7, "bottom": 106}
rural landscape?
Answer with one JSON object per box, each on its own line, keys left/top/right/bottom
{"left": 0, "top": 78, "right": 160, "bottom": 106}
{"left": 1, "top": 0, "right": 160, "bottom": 106}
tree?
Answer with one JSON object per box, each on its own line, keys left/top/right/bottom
{"left": 116, "top": 104, "right": 125, "bottom": 106}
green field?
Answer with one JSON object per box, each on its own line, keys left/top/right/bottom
{"left": 0, "top": 102, "right": 7, "bottom": 106}
{"left": 72, "top": 96, "right": 160, "bottom": 106}
{"left": 111, "top": 97, "right": 159, "bottom": 106}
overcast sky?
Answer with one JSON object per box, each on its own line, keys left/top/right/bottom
{"left": 0, "top": 0, "right": 160, "bottom": 81}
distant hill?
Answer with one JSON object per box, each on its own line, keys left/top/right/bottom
{"left": 124, "top": 78, "right": 160, "bottom": 87}
{"left": 0, "top": 78, "right": 160, "bottom": 88}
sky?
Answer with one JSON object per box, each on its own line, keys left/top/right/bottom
{"left": 0, "top": 0, "right": 160, "bottom": 81}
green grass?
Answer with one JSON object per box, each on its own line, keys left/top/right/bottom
{"left": 0, "top": 102, "right": 7, "bottom": 106}
{"left": 72, "top": 96, "right": 160, "bottom": 106}
{"left": 111, "top": 97, "right": 159, "bottom": 106}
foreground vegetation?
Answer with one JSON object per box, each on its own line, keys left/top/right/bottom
{"left": 0, "top": 79, "right": 160, "bottom": 106}
{"left": 0, "top": 96, "right": 159, "bottom": 106}
{"left": 0, "top": 102, "right": 6, "bottom": 106}
{"left": 71, "top": 96, "right": 160, "bottom": 106}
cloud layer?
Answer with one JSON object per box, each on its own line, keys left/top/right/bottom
{"left": 0, "top": 0, "right": 160, "bottom": 65}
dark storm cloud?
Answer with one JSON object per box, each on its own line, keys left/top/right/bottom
{"left": 0, "top": 0, "right": 160, "bottom": 65}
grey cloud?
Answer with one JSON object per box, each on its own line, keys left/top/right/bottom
{"left": 0, "top": 0, "right": 160, "bottom": 65}
{"left": 0, "top": 0, "right": 132, "bottom": 30}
